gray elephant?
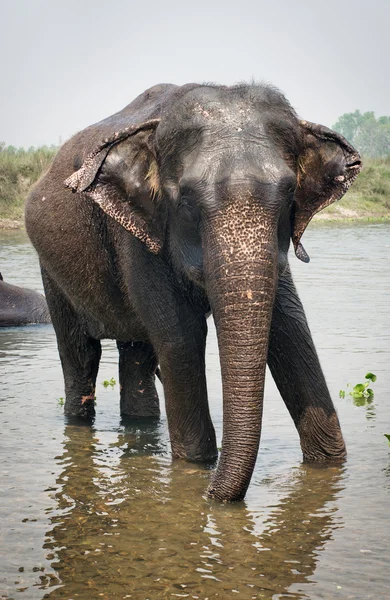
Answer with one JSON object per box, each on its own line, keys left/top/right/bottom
{"left": 0, "top": 272, "right": 51, "bottom": 326}
{"left": 25, "top": 83, "right": 361, "bottom": 502}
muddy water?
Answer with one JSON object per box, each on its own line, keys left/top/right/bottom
{"left": 0, "top": 224, "right": 389, "bottom": 600}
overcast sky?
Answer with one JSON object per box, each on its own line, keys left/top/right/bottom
{"left": 1, "top": 0, "right": 388, "bottom": 148}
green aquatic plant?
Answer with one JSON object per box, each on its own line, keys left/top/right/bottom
{"left": 365, "top": 372, "right": 377, "bottom": 383}
{"left": 102, "top": 377, "right": 116, "bottom": 388}
{"left": 384, "top": 434, "right": 390, "bottom": 446}
{"left": 339, "top": 372, "right": 377, "bottom": 403}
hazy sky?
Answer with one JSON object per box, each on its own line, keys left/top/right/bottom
{"left": 1, "top": 0, "right": 389, "bottom": 147}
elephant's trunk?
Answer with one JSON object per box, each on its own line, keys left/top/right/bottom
{"left": 203, "top": 196, "right": 278, "bottom": 502}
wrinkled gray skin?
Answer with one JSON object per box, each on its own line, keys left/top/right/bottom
{"left": 0, "top": 272, "right": 51, "bottom": 326}
{"left": 25, "top": 83, "right": 362, "bottom": 502}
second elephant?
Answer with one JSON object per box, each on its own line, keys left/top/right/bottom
{"left": 0, "top": 272, "right": 51, "bottom": 326}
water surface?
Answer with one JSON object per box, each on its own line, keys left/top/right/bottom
{"left": 0, "top": 224, "right": 389, "bottom": 599}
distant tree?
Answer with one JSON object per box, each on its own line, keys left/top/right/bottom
{"left": 333, "top": 111, "right": 390, "bottom": 158}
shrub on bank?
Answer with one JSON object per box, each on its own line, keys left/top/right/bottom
{"left": 323, "top": 155, "right": 390, "bottom": 217}
{"left": 0, "top": 143, "right": 57, "bottom": 219}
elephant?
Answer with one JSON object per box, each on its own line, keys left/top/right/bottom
{"left": 25, "top": 82, "right": 362, "bottom": 502}
{"left": 0, "top": 272, "right": 51, "bottom": 326}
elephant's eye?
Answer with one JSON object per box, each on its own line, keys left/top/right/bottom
{"left": 178, "top": 194, "right": 201, "bottom": 224}
{"left": 279, "top": 174, "right": 297, "bottom": 199}
{"left": 286, "top": 187, "right": 296, "bottom": 209}
{"left": 179, "top": 177, "right": 207, "bottom": 199}
{"left": 178, "top": 197, "right": 195, "bottom": 215}
{"left": 179, "top": 184, "right": 195, "bottom": 201}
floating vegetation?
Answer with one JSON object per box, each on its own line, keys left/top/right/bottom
{"left": 102, "top": 377, "right": 116, "bottom": 388}
{"left": 339, "top": 372, "right": 376, "bottom": 403}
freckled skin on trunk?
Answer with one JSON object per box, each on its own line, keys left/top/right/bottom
{"left": 203, "top": 197, "right": 279, "bottom": 502}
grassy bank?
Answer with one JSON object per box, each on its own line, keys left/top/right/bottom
{"left": 316, "top": 156, "right": 390, "bottom": 221}
{"left": 0, "top": 145, "right": 389, "bottom": 227}
{"left": 0, "top": 144, "right": 57, "bottom": 222}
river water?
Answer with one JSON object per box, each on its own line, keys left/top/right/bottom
{"left": 0, "top": 224, "right": 389, "bottom": 600}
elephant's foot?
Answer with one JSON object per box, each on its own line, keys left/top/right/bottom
{"left": 298, "top": 407, "right": 346, "bottom": 462}
{"left": 117, "top": 341, "right": 160, "bottom": 418}
{"left": 171, "top": 428, "right": 218, "bottom": 464}
{"left": 120, "top": 383, "right": 160, "bottom": 419}
{"left": 64, "top": 392, "right": 96, "bottom": 419}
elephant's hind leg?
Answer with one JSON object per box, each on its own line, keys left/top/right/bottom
{"left": 41, "top": 266, "right": 101, "bottom": 419}
{"left": 117, "top": 341, "right": 160, "bottom": 418}
{"left": 268, "top": 265, "right": 346, "bottom": 461}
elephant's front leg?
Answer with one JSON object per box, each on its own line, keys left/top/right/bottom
{"left": 267, "top": 265, "right": 346, "bottom": 461}
{"left": 127, "top": 251, "right": 217, "bottom": 463}
{"left": 157, "top": 316, "right": 217, "bottom": 463}
{"left": 117, "top": 341, "right": 160, "bottom": 418}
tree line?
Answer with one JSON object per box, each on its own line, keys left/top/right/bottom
{"left": 332, "top": 111, "right": 390, "bottom": 158}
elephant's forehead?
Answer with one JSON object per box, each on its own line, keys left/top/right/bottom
{"left": 197, "top": 102, "right": 259, "bottom": 130}
{"left": 192, "top": 101, "right": 258, "bottom": 131}
{"left": 165, "top": 87, "right": 264, "bottom": 130}
{"left": 189, "top": 91, "right": 253, "bottom": 116}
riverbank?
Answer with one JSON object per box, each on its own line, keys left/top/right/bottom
{"left": 0, "top": 218, "right": 24, "bottom": 229}
{"left": 2, "top": 207, "right": 389, "bottom": 231}
{"left": 316, "top": 156, "right": 390, "bottom": 221}
{"left": 2, "top": 205, "right": 390, "bottom": 231}
{"left": 0, "top": 145, "right": 56, "bottom": 223}
{"left": 1, "top": 146, "right": 389, "bottom": 228}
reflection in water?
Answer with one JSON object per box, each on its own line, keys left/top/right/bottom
{"left": 352, "top": 395, "right": 376, "bottom": 421}
{"left": 42, "top": 424, "right": 344, "bottom": 599}
{"left": 255, "top": 466, "right": 343, "bottom": 598}
{"left": 383, "top": 461, "right": 390, "bottom": 488}
{"left": 2, "top": 225, "right": 390, "bottom": 599}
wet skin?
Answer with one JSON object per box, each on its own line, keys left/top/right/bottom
{"left": 0, "top": 272, "right": 51, "bottom": 327}
{"left": 25, "top": 82, "right": 361, "bottom": 501}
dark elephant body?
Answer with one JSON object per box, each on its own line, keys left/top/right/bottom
{"left": 0, "top": 273, "right": 51, "bottom": 326}
{"left": 26, "top": 84, "right": 179, "bottom": 341}
{"left": 25, "top": 82, "right": 361, "bottom": 501}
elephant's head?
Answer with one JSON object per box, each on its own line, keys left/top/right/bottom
{"left": 65, "top": 84, "right": 361, "bottom": 501}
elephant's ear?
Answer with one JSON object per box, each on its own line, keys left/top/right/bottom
{"left": 64, "top": 119, "right": 163, "bottom": 254}
{"left": 292, "top": 121, "right": 362, "bottom": 262}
